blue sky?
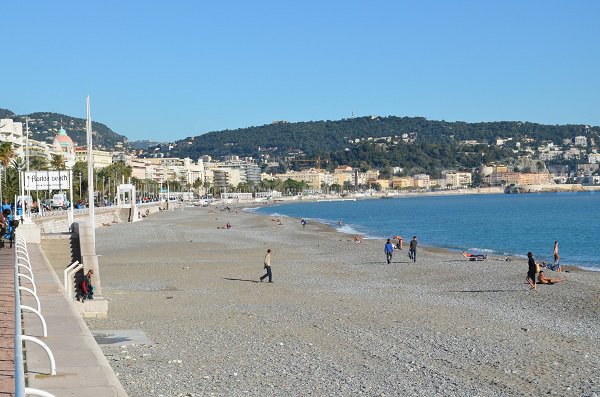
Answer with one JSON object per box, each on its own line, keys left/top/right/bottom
{"left": 2, "top": 1, "right": 599, "bottom": 142}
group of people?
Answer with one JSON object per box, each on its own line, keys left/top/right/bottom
{"left": 384, "top": 236, "right": 417, "bottom": 264}
{"left": 0, "top": 205, "right": 18, "bottom": 248}
{"left": 526, "top": 241, "right": 565, "bottom": 290}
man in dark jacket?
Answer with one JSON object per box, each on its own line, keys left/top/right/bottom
{"left": 384, "top": 239, "right": 394, "bottom": 264}
{"left": 409, "top": 236, "right": 417, "bottom": 262}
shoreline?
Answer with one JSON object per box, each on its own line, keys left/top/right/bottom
{"left": 87, "top": 206, "right": 600, "bottom": 396}
{"left": 240, "top": 201, "right": 596, "bottom": 273}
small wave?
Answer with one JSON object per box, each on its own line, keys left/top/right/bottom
{"left": 576, "top": 265, "right": 600, "bottom": 272}
{"left": 466, "top": 247, "right": 495, "bottom": 254}
{"left": 335, "top": 225, "right": 361, "bottom": 235}
{"left": 265, "top": 212, "right": 291, "bottom": 218}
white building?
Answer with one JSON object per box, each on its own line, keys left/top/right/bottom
{"left": 0, "top": 118, "right": 24, "bottom": 154}
{"left": 574, "top": 136, "right": 587, "bottom": 147}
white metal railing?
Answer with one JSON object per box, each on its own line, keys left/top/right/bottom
{"left": 64, "top": 261, "right": 82, "bottom": 299}
{"left": 13, "top": 235, "right": 57, "bottom": 397}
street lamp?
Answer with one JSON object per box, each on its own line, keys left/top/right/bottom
{"left": 78, "top": 172, "right": 82, "bottom": 200}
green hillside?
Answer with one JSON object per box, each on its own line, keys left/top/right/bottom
{"left": 158, "top": 116, "right": 596, "bottom": 158}
{"left": 0, "top": 108, "right": 127, "bottom": 149}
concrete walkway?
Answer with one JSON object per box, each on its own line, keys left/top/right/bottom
{"left": 19, "top": 242, "right": 128, "bottom": 396}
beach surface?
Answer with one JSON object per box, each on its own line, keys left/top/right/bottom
{"left": 86, "top": 205, "right": 600, "bottom": 397}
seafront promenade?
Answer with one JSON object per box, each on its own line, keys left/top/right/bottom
{"left": 22, "top": 242, "right": 128, "bottom": 396}
{"left": 0, "top": 240, "right": 128, "bottom": 396}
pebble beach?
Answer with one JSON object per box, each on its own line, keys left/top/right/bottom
{"left": 86, "top": 205, "right": 600, "bottom": 397}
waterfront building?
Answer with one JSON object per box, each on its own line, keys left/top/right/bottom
{"left": 413, "top": 174, "right": 431, "bottom": 188}
{"left": 264, "top": 169, "right": 327, "bottom": 190}
{"left": 0, "top": 119, "right": 24, "bottom": 153}
{"left": 211, "top": 168, "right": 243, "bottom": 188}
{"left": 52, "top": 126, "right": 77, "bottom": 168}
{"left": 391, "top": 177, "right": 414, "bottom": 189}
{"left": 441, "top": 171, "right": 472, "bottom": 189}
{"left": 518, "top": 173, "right": 551, "bottom": 185}
{"left": 74, "top": 147, "right": 113, "bottom": 168}
{"left": 204, "top": 156, "right": 261, "bottom": 186}
{"left": 483, "top": 172, "right": 520, "bottom": 186}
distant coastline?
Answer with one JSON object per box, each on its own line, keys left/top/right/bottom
{"left": 242, "top": 190, "right": 599, "bottom": 272}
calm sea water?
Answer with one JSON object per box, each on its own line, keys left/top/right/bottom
{"left": 250, "top": 192, "right": 600, "bottom": 271}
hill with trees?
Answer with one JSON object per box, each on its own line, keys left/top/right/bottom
{"left": 149, "top": 116, "right": 598, "bottom": 177}
{"left": 0, "top": 107, "right": 128, "bottom": 149}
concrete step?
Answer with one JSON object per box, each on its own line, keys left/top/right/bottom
{"left": 41, "top": 235, "right": 81, "bottom": 274}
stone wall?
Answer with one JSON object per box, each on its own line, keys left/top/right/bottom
{"left": 32, "top": 202, "right": 163, "bottom": 233}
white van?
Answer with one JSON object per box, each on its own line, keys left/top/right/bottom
{"left": 50, "top": 193, "right": 68, "bottom": 209}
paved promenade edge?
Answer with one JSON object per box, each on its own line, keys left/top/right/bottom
{"left": 20, "top": 241, "right": 128, "bottom": 397}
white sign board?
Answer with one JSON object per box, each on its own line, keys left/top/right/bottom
{"left": 24, "top": 171, "right": 71, "bottom": 190}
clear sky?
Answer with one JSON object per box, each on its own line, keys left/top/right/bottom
{"left": 2, "top": 1, "right": 599, "bottom": 142}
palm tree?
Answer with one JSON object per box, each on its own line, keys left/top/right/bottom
{"left": 50, "top": 154, "right": 67, "bottom": 170}
{"left": 29, "top": 155, "right": 49, "bottom": 171}
{"left": 0, "top": 142, "right": 15, "bottom": 202}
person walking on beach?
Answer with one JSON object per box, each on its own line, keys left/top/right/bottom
{"left": 301, "top": 219, "right": 307, "bottom": 229}
{"left": 553, "top": 241, "right": 562, "bottom": 272}
{"left": 526, "top": 252, "right": 537, "bottom": 290}
{"left": 384, "top": 239, "right": 394, "bottom": 264}
{"left": 260, "top": 249, "right": 273, "bottom": 283}
{"left": 409, "top": 236, "right": 417, "bottom": 262}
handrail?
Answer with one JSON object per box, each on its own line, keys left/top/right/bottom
{"left": 17, "top": 274, "right": 36, "bottom": 294}
{"left": 20, "top": 306, "right": 48, "bottom": 337}
{"left": 14, "top": 237, "right": 58, "bottom": 397}
{"left": 14, "top": 250, "right": 26, "bottom": 396}
{"left": 16, "top": 256, "right": 32, "bottom": 269}
{"left": 19, "top": 286, "right": 41, "bottom": 312}
{"left": 21, "top": 336, "right": 56, "bottom": 375}
{"left": 65, "top": 261, "right": 83, "bottom": 299}
{"left": 17, "top": 263, "right": 35, "bottom": 281}
{"left": 63, "top": 261, "right": 80, "bottom": 288}
{"left": 24, "top": 388, "right": 57, "bottom": 397}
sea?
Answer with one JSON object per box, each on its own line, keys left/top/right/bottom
{"left": 249, "top": 192, "right": 600, "bottom": 271}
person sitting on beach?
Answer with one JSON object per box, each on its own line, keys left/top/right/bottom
{"left": 76, "top": 270, "right": 94, "bottom": 302}
{"left": 393, "top": 235, "right": 403, "bottom": 250}
{"left": 537, "top": 271, "right": 566, "bottom": 285}
{"left": 354, "top": 235, "right": 362, "bottom": 243}
{"left": 462, "top": 251, "right": 487, "bottom": 261}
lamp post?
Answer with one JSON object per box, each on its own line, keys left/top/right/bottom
{"left": 78, "top": 172, "right": 82, "bottom": 201}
